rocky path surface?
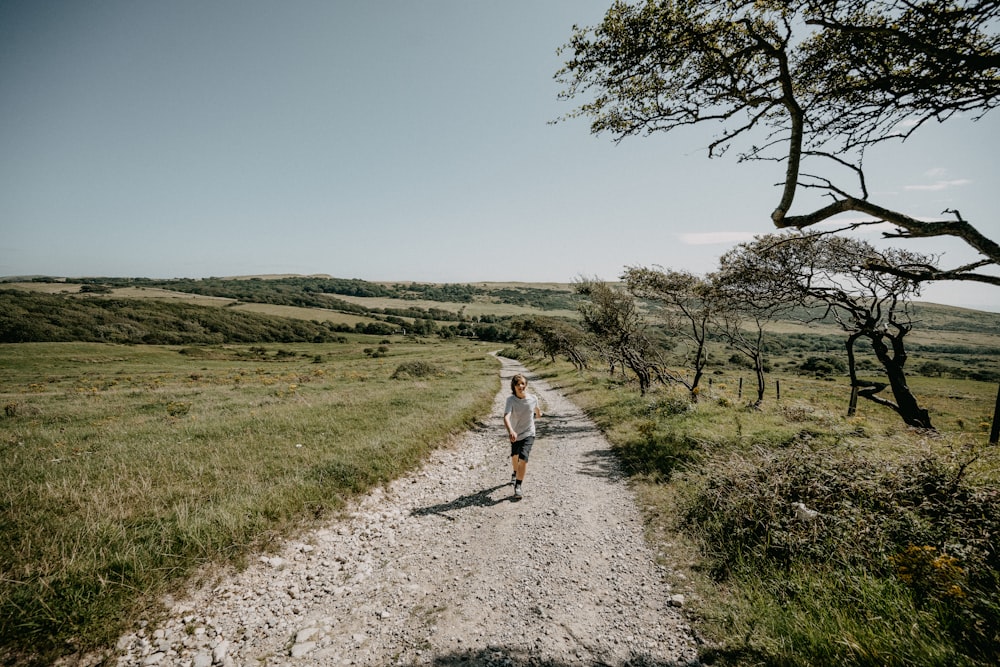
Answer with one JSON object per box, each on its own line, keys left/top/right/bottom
{"left": 110, "top": 358, "right": 700, "bottom": 666}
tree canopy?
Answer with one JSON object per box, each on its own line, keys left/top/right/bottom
{"left": 556, "top": 0, "right": 1000, "bottom": 286}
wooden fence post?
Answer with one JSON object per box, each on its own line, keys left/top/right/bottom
{"left": 990, "top": 383, "right": 1000, "bottom": 445}
{"left": 738, "top": 377, "right": 743, "bottom": 400}
{"left": 776, "top": 379, "right": 781, "bottom": 401}
{"left": 848, "top": 385, "right": 859, "bottom": 417}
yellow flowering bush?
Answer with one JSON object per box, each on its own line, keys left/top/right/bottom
{"left": 890, "top": 545, "right": 967, "bottom": 603}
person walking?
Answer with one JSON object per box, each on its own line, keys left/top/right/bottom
{"left": 503, "top": 373, "right": 542, "bottom": 499}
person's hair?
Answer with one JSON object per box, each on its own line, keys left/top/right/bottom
{"left": 510, "top": 373, "right": 527, "bottom": 395}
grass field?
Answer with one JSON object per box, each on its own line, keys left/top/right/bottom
{"left": 230, "top": 302, "right": 376, "bottom": 326}
{"left": 0, "top": 339, "right": 500, "bottom": 664}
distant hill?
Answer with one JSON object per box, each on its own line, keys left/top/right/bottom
{"left": 2, "top": 276, "right": 998, "bottom": 361}
{"left": 0, "top": 276, "right": 583, "bottom": 316}
{"left": 0, "top": 289, "right": 359, "bottom": 344}
{"left": 0, "top": 275, "right": 547, "bottom": 344}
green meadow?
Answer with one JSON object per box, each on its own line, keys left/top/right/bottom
{"left": 0, "top": 339, "right": 498, "bottom": 663}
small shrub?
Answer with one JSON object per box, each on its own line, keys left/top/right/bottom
{"left": 799, "top": 355, "right": 847, "bottom": 376}
{"left": 165, "top": 401, "right": 191, "bottom": 417}
{"left": 498, "top": 346, "right": 528, "bottom": 361}
{"left": 636, "top": 419, "right": 657, "bottom": 442}
{"left": 780, "top": 403, "right": 817, "bottom": 422}
{"left": 649, "top": 395, "right": 693, "bottom": 417}
{"left": 391, "top": 361, "right": 441, "bottom": 379}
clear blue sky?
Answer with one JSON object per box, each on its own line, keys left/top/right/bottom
{"left": 2, "top": 1, "right": 998, "bottom": 311}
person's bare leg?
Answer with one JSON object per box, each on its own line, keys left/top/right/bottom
{"left": 515, "top": 458, "right": 527, "bottom": 482}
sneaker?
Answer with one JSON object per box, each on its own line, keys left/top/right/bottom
{"left": 510, "top": 472, "right": 518, "bottom": 486}
{"left": 514, "top": 483, "right": 523, "bottom": 499}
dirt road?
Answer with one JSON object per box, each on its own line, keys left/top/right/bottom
{"left": 108, "top": 357, "right": 700, "bottom": 666}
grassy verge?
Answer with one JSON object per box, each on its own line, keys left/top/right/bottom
{"left": 0, "top": 338, "right": 499, "bottom": 664}
{"left": 531, "top": 359, "right": 1000, "bottom": 667}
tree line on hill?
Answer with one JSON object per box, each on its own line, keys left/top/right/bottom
{"left": 35, "top": 276, "right": 582, "bottom": 312}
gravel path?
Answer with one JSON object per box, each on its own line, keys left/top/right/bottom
{"left": 109, "top": 357, "right": 700, "bottom": 666}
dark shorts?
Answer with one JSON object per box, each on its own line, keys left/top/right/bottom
{"left": 511, "top": 436, "right": 535, "bottom": 461}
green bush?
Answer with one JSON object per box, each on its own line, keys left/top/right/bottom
{"left": 390, "top": 361, "right": 441, "bottom": 379}
{"left": 799, "top": 355, "right": 847, "bottom": 376}
{"left": 681, "top": 447, "right": 1000, "bottom": 663}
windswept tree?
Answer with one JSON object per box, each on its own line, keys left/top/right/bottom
{"left": 556, "top": 0, "right": 1000, "bottom": 286}
{"left": 622, "top": 266, "right": 712, "bottom": 399}
{"left": 574, "top": 278, "right": 664, "bottom": 394}
{"left": 706, "top": 270, "right": 789, "bottom": 407}
{"left": 719, "top": 233, "right": 935, "bottom": 428}
{"left": 512, "top": 316, "right": 590, "bottom": 370}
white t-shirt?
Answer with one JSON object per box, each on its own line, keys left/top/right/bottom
{"left": 504, "top": 394, "right": 538, "bottom": 441}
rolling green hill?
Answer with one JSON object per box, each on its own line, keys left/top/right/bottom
{"left": 2, "top": 277, "right": 998, "bottom": 378}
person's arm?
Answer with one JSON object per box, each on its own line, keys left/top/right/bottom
{"left": 503, "top": 410, "right": 517, "bottom": 442}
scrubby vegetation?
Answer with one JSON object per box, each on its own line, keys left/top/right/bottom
{"left": 533, "top": 356, "right": 1000, "bottom": 667}
{"left": 682, "top": 447, "right": 999, "bottom": 665}
{"left": 391, "top": 360, "right": 442, "bottom": 379}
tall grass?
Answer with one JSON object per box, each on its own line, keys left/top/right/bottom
{"left": 533, "top": 358, "right": 1000, "bottom": 666}
{"left": 0, "top": 339, "right": 499, "bottom": 663}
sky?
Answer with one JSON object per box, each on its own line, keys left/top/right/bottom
{"left": 2, "top": 1, "right": 998, "bottom": 312}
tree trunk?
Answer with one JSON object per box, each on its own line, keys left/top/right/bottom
{"left": 690, "top": 334, "right": 707, "bottom": 400}
{"left": 622, "top": 348, "right": 651, "bottom": 395}
{"left": 753, "top": 351, "right": 766, "bottom": 406}
{"left": 690, "top": 370, "right": 703, "bottom": 402}
{"left": 868, "top": 332, "right": 934, "bottom": 429}
{"left": 846, "top": 328, "right": 934, "bottom": 429}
